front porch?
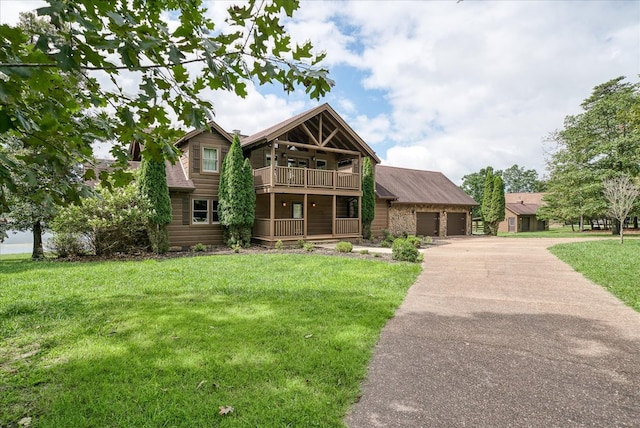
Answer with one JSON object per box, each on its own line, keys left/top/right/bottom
{"left": 252, "top": 194, "right": 362, "bottom": 244}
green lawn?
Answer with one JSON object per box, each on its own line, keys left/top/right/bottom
{"left": 498, "top": 225, "right": 640, "bottom": 239}
{"left": 0, "top": 253, "right": 421, "bottom": 427}
{"left": 549, "top": 239, "right": 640, "bottom": 312}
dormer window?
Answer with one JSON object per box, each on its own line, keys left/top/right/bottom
{"left": 202, "top": 147, "right": 219, "bottom": 172}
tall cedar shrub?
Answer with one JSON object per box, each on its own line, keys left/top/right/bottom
{"left": 481, "top": 169, "right": 494, "bottom": 234}
{"left": 361, "top": 157, "right": 375, "bottom": 239}
{"left": 138, "top": 156, "right": 172, "bottom": 253}
{"left": 218, "top": 135, "right": 255, "bottom": 247}
{"left": 487, "top": 175, "right": 505, "bottom": 235}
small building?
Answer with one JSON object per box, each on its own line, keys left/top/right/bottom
{"left": 372, "top": 165, "right": 478, "bottom": 238}
{"left": 498, "top": 192, "right": 548, "bottom": 233}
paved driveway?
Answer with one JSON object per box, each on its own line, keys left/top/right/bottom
{"left": 346, "top": 237, "right": 640, "bottom": 427}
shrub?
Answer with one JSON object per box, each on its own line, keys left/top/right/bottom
{"left": 335, "top": 241, "right": 353, "bottom": 253}
{"left": 274, "top": 240, "right": 284, "bottom": 250}
{"left": 421, "top": 235, "right": 433, "bottom": 245}
{"left": 359, "top": 249, "right": 369, "bottom": 255}
{"left": 303, "top": 242, "right": 314, "bottom": 252}
{"left": 297, "top": 239, "right": 305, "bottom": 249}
{"left": 191, "top": 243, "right": 207, "bottom": 252}
{"left": 406, "top": 235, "right": 421, "bottom": 248}
{"left": 51, "top": 182, "right": 151, "bottom": 256}
{"left": 392, "top": 237, "right": 420, "bottom": 263}
{"left": 48, "top": 231, "right": 90, "bottom": 258}
{"left": 380, "top": 229, "right": 395, "bottom": 247}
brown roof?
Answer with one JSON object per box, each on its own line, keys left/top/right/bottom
{"left": 174, "top": 120, "right": 234, "bottom": 147}
{"left": 504, "top": 193, "right": 546, "bottom": 216}
{"left": 506, "top": 202, "right": 540, "bottom": 215}
{"left": 241, "top": 103, "right": 381, "bottom": 163}
{"left": 375, "top": 165, "right": 478, "bottom": 206}
{"left": 87, "top": 159, "right": 194, "bottom": 192}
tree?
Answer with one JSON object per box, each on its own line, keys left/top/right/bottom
{"left": 361, "top": 157, "right": 375, "bottom": 239}
{"left": 486, "top": 175, "right": 506, "bottom": 236}
{"left": 502, "top": 164, "right": 545, "bottom": 193}
{"left": 603, "top": 175, "right": 639, "bottom": 244}
{"left": 481, "top": 168, "right": 495, "bottom": 234}
{"left": 0, "top": 0, "right": 333, "bottom": 207}
{"left": 461, "top": 166, "right": 499, "bottom": 218}
{"left": 218, "top": 134, "right": 255, "bottom": 247}
{"left": 138, "top": 157, "right": 172, "bottom": 253}
{"left": 543, "top": 76, "right": 640, "bottom": 230}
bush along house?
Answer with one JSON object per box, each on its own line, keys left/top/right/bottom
{"left": 128, "top": 103, "right": 477, "bottom": 249}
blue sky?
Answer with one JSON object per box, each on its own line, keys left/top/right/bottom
{"left": 2, "top": 0, "right": 639, "bottom": 184}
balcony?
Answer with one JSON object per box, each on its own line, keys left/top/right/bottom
{"left": 253, "top": 166, "right": 360, "bottom": 191}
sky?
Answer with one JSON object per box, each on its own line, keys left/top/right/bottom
{"left": 1, "top": 0, "right": 639, "bottom": 184}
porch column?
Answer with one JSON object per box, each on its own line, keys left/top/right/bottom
{"left": 303, "top": 193, "right": 308, "bottom": 238}
{"left": 269, "top": 193, "right": 275, "bottom": 240}
{"left": 358, "top": 195, "right": 362, "bottom": 236}
{"left": 332, "top": 194, "right": 337, "bottom": 237}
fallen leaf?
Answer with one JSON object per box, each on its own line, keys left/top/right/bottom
{"left": 304, "top": 334, "right": 313, "bottom": 339}
{"left": 196, "top": 380, "right": 207, "bottom": 390}
{"left": 18, "top": 417, "right": 32, "bottom": 427}
{"left": 219, "top": 405, "right": 234, "bottom": 415}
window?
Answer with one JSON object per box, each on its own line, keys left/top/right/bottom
{"left": 316, "top": 159, "right": 327, "bottom": 170}
{"left": 212, "top": 200, "right": 219, "bottom": 223}
{"left": 202, "top": 147, "right": 219, "bottom": 172}
{"left": 266, "top": 154, "right": 278, "bottom": 167}
{"left": 193, "top": 199, "right": 209, "bottom": 223}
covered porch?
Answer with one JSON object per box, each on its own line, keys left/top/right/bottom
{"left": 252, "top": 193, "right": 361, "bottom": 244}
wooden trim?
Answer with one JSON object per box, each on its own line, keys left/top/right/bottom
{"left": 321, "top": 128, "right": 339, "bottom": 147}
{"left": 300, "top": 123, "right": 319, "bottom": 146}
{"left": 274, "top": 139, "right": 361, "bottom": 157}
{"left": 192, "top": 143, "right": 200, "bottom": 173}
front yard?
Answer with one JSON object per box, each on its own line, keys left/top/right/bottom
{"left": 549, "top": 239, "right": 640, "bottom": 312}
{"left": 0, "top": 253, "right": 421, "bottom": 427}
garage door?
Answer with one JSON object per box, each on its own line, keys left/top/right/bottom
{"left": 416, "top": 212, "right": 439, "bottom": 237}
{"left": 446, "top": 213, "right": 466, "bottom": 236}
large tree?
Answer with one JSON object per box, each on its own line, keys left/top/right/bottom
{"left": 542, "top": 76, "right": 640, "bottom": 230}
{"left": 0, "top": 0, "right": 333, "bottom": 207}
{"left": 218, "top": 134, "right": 255, "bottom": 247}
{"left": 461, "top": 166, "right": 499, "bottom": 218}
{"left": 480, "top": 168, "right": 495, "bottom": 234}
{"left": 361, "top": 157, "right": 375, "bottom": 239}
{"left": 502, "top": 164, "right": 545, "bottom": 193}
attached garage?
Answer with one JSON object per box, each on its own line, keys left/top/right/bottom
{"left": 372, "top": 165, "right": 478, "bottom": 238}
{"left": 417, "top": 212, "right": 440, "bottom": 237}
{"left": 446, "top": 212, "right": 466, "bottom": 236}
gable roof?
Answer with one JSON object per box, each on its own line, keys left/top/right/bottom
{"left": 505, "top": 193, "right": 546, "bottom": 216}
{"left": 241, "top": 103, "right": 380, "bottom": 163}
{"left": 174, "top": 120, "right": 234, "bottom": 147}
{"left": 375, "top": 165, "right": 478, "bottom": 206}
{"left": 87, "top": 159, "right": 194, "bottom": 192}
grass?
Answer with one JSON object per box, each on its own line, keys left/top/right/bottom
{"left": 549, "top": 239, "right": 640, "bottom": 312}
{"left": 498, "top": 225, "right": 640, "bottom": 239}
{"left": 0, "top": 253, "right": 421, "bottom": 427}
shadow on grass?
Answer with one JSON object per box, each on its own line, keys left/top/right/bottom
{"left": 1, "top": 254, "right": 420, "bottom": 427}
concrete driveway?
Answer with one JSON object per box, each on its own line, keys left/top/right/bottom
{"left": 346, "top": 236, "right": 640, "bottom": 427}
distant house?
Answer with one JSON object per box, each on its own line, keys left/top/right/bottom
{"left": 120, "top": 103, "right": 476, "bottom": 249}
{"left": 498, "top": 192, "right": 548, "bottom": 233}
{"left": 372, "top": 165, "right": 478, "bottom": 238}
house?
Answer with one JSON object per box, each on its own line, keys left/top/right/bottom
{"left": 498, "top": 192, "right": 548, "bottom": 233}
{"left": 372, "top": 165, "right": 478, "bottom": 238}
{"left": 127, "top": 103, "right": 476, "bottom": 249}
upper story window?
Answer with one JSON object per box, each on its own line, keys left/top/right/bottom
{"left": 202, "top": 147, "right": 219, "bottom": 172}
{"left": 316, "top": 159, "right": 327, "bottom": 170}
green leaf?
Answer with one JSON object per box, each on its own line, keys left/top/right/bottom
{"left": 106, "top": 11, "right": 126, "bottom": 27}
{"left": 0, "top": 110, "right": 13, "bottom": 132}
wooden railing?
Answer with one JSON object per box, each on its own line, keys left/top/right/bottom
{"left": 274, "top": 219, "right": 304, "bottom": 237}
{"left": 336, "top": 218, "right": 359, "bottom": 235}
{"left": 253, "top": 166, "right": 360, "bottom": 191}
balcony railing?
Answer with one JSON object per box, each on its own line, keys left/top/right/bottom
{"left": 253, "top": 166, "right": 360, "bottom": 191}
{"left": 252, "top": 217, "right": 359, "bottom": 239}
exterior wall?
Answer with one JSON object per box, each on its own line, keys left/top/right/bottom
{"left": 371, "top": 198, "right": 390, "bottom": 237}
{"left": 168, "top": 131, "right": 232, "bottom": 249}
{"left": 499, "top": 211, "right": 549, "bottom": 233}
{"left": 388, "top": 204, "right": 473, "bottom": 238}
